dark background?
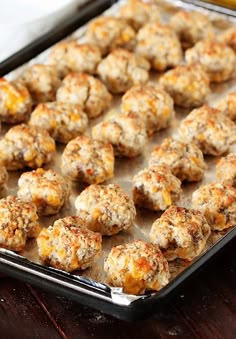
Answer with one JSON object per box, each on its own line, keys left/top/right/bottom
{"left": 0, "top": 238, "right": 234, "bottom": 339}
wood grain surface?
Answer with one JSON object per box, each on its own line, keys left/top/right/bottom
{"left": 0, "top": 239, "right": 235, "bottom": 339}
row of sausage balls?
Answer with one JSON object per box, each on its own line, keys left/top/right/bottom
{"left": 0, "top": 120, "right": 235, "bottom": 216}
{"left": 1, "top": 47, "right": 235, "bottom": 128}
{"left": 0, "top": 96, "right": 235, "bottom": 186}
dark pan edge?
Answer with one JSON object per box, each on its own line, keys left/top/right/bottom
{"left": 0, "top": 0, "right": 116, "bottom": 77}
{"left": 181, "top": 0, "right": 236, "bottom": 17}
{"left": 0, "top": 227, "right": 234, "bottom": 321}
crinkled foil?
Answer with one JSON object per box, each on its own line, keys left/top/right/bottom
{"left": 3, "top": 0, "right": 236, "bottom": 304}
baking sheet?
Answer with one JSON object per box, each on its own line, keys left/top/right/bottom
{"left": 2, "top": 0, "right": 236, "bottom": 302}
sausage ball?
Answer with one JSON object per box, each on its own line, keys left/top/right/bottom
{"left": 56, "top": 72, "right": 112, "bottom": 118}
{"left": 218, "top": 27, "right": 236, "bottom": 53}
{"left": 92, "top": 112, "right": 147, "bottom": 158}
{"left": 121, "top": 85, "right": 174, "bottom": 136}
{"left": 216, "top": 91, "right": 236, "bottom": 122}
{"left": 0, "top": 195, "right": 39, "bottom": 252}
{"left": 150, "top": 206, "right": 211, "bottom": 261}
{"left": 37, "top": 216, "right": 102, "bottom": 272}
{"left": 118, "top": 0, "right": 161, "bottom": 31}
{"left": 0, "top": 124, "right": 55, "bottom": 170}
{"left": 159, "top": 63, "right": 210, "bottom": 108}
{"left": 97, "top": 48, "right": 150, "bottom": 94}
{"left": 133, "top": 165, "right": 182, "bottom": 211}
{"left": 169, "top": 10, "right": 214, "bottom": 48}
{"left": 47, "top": 41, "right": 102, "bottom": 78}
{"left": 192, "top": 182, "right": 236, "bottom": 231}
{"left": 61, "top": 135, "right": 114, "bottom": 184}
{"left": 20, "top": 64, "right": 61, "bottom": 104}
{"left": 104, "top": 240, "right": 170, "bottom": 295}
{"left": 216, "top": 153, "right": 236, "bottom": 188}
{"left": 149, "top": 138, "right": 207, "bottom": 182}
{"left": 178, "top": 105, "right": 236, "bottom": 156}
{"left": 136, "top": 23, "right": 183, "bottom": 71}
{"left": 0, "top": 166, "right": 8, "bottom": 190}
{"left": 29, "top": 102, "right": 88, "bottom": 144}
{"left": 185, "top": 40, "right": 236, "bottom": 83}
{"left": 17, "top": 168, "right": 71, "bottom": 216}
{"left": 0, "top": 78, "right": 32, "bottom": 123}
{"left": 74, "top": 184, "right": 136, "bottom": 236}
{"left": 85, "top": 16, "right": 136, "bottom": 55}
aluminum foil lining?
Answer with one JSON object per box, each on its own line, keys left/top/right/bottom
{"left": 3, "top": 0, "right": 236, "bottom": 305}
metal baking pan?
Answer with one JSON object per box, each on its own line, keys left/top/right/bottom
{"left": 0, "top": 0, "right": 235, "bottom": 321}
{"left": 190, "top": 0, "right": 236, "bottom": 12}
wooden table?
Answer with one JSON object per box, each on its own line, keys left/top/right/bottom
{"left": 0, "top": 238, "right": 235, "bottom": 339}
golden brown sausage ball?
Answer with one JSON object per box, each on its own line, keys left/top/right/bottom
{"left": 0, "top": 196, "right": 39, "bottom": 252}
{"left": 136, "top": 23, "right": 183, "bottom": 71}
{"left": 0, "top": 78, "right": 32, "bottom": 123}
{"left": 118, "top": 0, "right": 161, "bottom": 31}
{"left": 178, "top": 105, "right": 236, "bottom": 156}
{"left": 17, "top": 168, "right": 71, "bottom": 216}
{"left": 61, "top": 135, "right": 114, "bottom": 184}
{"left": 192, "top": 182, "right": 236, "bottom": 231}
{"left": 75, "top": 184, "right": 136, "bottom": 236}
{"left": 150, "top": 206, "right": 211, "bottom": 261}
{"left": 29, "top": 102, "right": 88, "bottom": 144}
{"left": 56, "top": 72, "right": 112, "bottom": 118}
{"left": 185, "top": 40, "right": 236, "bottom": 83}
{"left": 0, "top": 124, "right": 55, "bottom": 170}
{"left": 121, "top": 84, "right": 174, "bottom": 136}
{"left": 85, "top": 16, "right": 136, "bottom": 55}
{"left": 159, "top": 63, "right": 210, "bottom": 108}
{"left": 92, "top": 112, "right": 147, "bottom": 158}
{"left": 216, "top": 153, "right": 236, "bottom": 188}
{"left": 169, "top": 10, "right": 214, "bottom": 48}
{"left": 104, "top": 240, "right": 170, "bottom": 294}
{"left": 133, "top": 165, "right": 182, "bottom": 211}
{"left": 97, "top": 48, "right": 150, "bottom": 94}
{"left": 216, "top": 91, "right": 236, "bottom": 122}
{"left": 149, "top": 138, "right": 207, "bottom": 182}
{"left": 37, "top": 216, "right": 102, "bottom": 272}
{"left": 20, "top": 64, "right": 61, "bottom": 104}
{"left": 47, "top": 41, "right": 102, "bottom": 78}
